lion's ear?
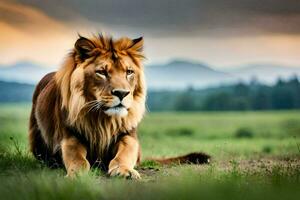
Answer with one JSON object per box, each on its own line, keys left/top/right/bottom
{"left": 75, "top": 36, "right": 96, "bottom": 61}
{"left": 130, "top": 37, "right": 144, "bottom": 52}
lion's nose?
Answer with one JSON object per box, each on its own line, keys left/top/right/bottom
{"left": 111, "top": 89, "right": 130, "bottom": 101}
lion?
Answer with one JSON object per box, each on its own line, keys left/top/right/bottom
{"left": 29, "top": 34, "right": 210, "bottom": 179}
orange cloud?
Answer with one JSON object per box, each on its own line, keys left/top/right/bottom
{"left": 0, "top": 1, "right": 77, "bottom": 66}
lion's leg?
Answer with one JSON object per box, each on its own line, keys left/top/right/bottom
{"left": 61, "top": 137, "right": 90, "bottom": 177}
{"left": 108, "top": 135, "right": 141, "bottom": 179}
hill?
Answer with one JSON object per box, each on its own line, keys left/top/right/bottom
{"left": 146, "top": 60, "right": 233, "bottom": 89}
{"left": 0, "top": 81, "right": 34, "bottom": 102}
{"left": 1, "top": 60, "right": 300, "bottom": 89}
{"left": 228, "top": 63, "right": 300, "bottom": 83}
{"left": 0, "top": 61, "right": 55, "bottom": 84}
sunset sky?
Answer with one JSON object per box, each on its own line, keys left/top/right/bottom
{"left": 1, "top": 0, "right": 300, "bottom": 69}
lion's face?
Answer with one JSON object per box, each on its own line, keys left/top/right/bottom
{"left": 82, "top": 55, "right": 140, "bottom": 117}
{"left": 66, "top": 35, "right": 145, "bottom": 119}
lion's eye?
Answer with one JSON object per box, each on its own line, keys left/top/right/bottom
{"left": 95, "top": 70, "right": 107, "bottom": 78}
{"left": 126, "top": 69, "right": 134, "bottom": 76}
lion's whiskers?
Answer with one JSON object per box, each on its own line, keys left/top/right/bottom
{"left": 84, "top": 100, "right": 106, "bottom": 114}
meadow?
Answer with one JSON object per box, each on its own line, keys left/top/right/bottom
{"left": 0, "top": 104, "right": 299, "bottom": 200}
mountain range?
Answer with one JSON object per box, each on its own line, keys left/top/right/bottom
{"left": 0, "top": 61, "right": 54, "bottom": 84}
{"left": 1, "top": 60, "right": 300, "bottom": 89}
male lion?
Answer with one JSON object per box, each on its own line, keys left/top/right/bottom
{"left": 29, "top": 34, "right": 210, "bottom": 178}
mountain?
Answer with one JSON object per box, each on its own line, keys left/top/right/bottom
{"left": 227, "top": 63, "right": 300, "bottom": 83}
{"left": 146, "top": 60, "right": 233, "bottom": 89}
{"left": 0, "top": 80, "right": 34, "bottom": 102}
{"left": 0, "top": 61, "right": 55, "bottom": 84}
{"left": 1, "top": 60, "right": 300, "bottom": 89}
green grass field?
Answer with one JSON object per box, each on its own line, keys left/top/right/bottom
{"left": 0, "top": 104, "right": 300, "bottom": 200}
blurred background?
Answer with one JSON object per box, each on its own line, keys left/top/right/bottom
{"left": 0, "top": 0, "right": 300, "bottom": 155}
{"left": 0, "top": 1, "right": 300, "bottom": 198}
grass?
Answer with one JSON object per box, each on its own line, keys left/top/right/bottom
{"left": 0, "top": 103, "right": 300, "bottom": 199}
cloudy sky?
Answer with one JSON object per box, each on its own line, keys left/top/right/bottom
{"left": 1, "top": 0, "right": 300, "bottom": 68}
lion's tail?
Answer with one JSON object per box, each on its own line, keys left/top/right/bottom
{"left": 148, "top": 152, "right": 211, "bottom": 165}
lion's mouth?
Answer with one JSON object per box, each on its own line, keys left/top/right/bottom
{"left": 114, "top": 104, "right": 126, "bottom": 108}
{"left": 104, "top": 103, "right": 128, "bottom": 117}
{"left": 104, "top": 103, "right": 126, "bottom": 110}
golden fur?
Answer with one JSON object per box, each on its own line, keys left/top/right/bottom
{"left": 29, "top": 34, "right": 146, "bottom": 178}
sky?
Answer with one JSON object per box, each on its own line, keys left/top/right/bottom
{"left": 1, "top": 0, "right": 300, "bottom": 69}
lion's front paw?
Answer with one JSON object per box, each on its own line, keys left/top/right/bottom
{"left": 108, "top": 166, "right": 141, "bottom": 179}
{"left": 65, "top": 159, "right": 90, "bottom": 178}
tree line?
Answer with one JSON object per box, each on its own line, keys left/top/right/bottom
{"left": 147, "top": 76, "right": 300, "bottom": 111}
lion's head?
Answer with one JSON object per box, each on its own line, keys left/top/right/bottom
{"left": 55, "top": 34, "right": 146, "bottom": 133}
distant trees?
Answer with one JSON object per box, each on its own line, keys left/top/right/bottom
{"left": 174, "top": 87, "right": 199, "bottom": 111}
{"left": 147, "top": 77, "right": 300, "bottom": 111}
{"left": 271, "top": 76, "right": 300, "bottom": 109}
{"left": 0, "top": 81, "right": 34, "bottom": 102}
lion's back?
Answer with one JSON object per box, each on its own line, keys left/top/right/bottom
{"left": 32, "top": 72, "right": 57, "bottom": 104}
{"left": 29, "top": 72, "right": 64, "bottom": 167}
